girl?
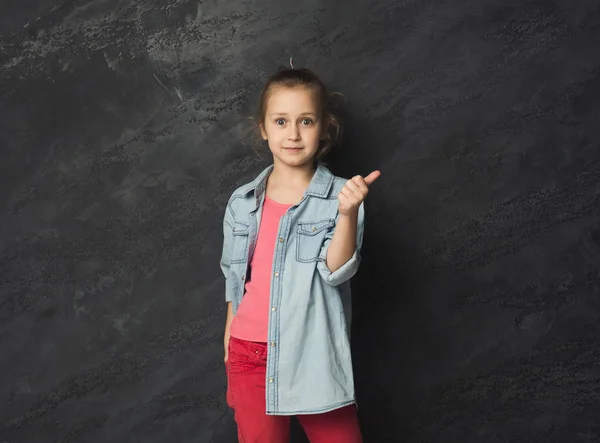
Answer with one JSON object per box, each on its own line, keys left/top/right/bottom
{"left": 219, "top": 66, "right": 380, "bottom": 442}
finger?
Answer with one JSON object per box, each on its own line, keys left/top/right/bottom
{"left": 339, "top": 186, "right": 355, "bottom": 202}
{"left": 350, "top": 175, "right": 369, "bottom": 193}
{"left": 364, "top": 170, "right": 381, "bottom": 186}
{"left": 344, "top": 178, "right": 361, "bottom": 194}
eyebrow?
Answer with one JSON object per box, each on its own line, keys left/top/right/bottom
{"left": 269, "top": 112, "right": 317, "bottom": 117}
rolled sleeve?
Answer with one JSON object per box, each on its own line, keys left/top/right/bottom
{"left": 220, "top": 204, "right": 235, "bottom": 302}
{"left": 317, "top": 201, "right": 365, "bottom": 287}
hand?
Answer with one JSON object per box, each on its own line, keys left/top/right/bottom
{"left": 337, "top": 170, "right": 381, "bottom": 216}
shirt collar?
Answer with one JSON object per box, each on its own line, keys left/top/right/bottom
{"left": 249, "top": 162, "right": 334, "bottom": 201}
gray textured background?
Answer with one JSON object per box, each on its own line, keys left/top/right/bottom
{"left": 1, "top": 0, "right": 600, "bottom": 442}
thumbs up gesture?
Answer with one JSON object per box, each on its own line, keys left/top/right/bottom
{"left": 337, "top": 170, "right": 381, "bottom": 216}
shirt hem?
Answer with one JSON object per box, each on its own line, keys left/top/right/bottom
{"left": 266, "top": 398, "right": 356, "bottom": 416}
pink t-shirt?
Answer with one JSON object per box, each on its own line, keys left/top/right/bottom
{"left": 229, "top": 195, "right": 292, "bottom": 342}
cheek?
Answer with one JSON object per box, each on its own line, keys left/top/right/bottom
{"left": 304, "top": 125, "right": 321, "bottom": 140}
{"left": 262, "top": 123, "right": 278, "bottom": 139}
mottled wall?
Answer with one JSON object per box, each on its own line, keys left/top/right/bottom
{"left": 1, "top": 0, "right": 599, "bottom": 442}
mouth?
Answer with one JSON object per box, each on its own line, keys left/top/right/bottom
{"left": 284, "top": 147, "right": 303, "bottom": 151}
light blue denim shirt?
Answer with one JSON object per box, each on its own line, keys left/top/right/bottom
{"left": 220, "top": 162, "right": 365, "bottom": 415}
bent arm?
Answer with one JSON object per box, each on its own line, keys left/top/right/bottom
{"left": 317, "top": 202, "right": 365, "bottom": 286}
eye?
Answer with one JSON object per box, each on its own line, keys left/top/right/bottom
{"left": 275, "top": 118, "right": 286, "bottom": 126}
{"left": 301, "top": 118, "right": 313, "bottom": 125}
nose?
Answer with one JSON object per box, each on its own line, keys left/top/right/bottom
{"left": 287, "top": 123, "right": 301, "bottom": 141}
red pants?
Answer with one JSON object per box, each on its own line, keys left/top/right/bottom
{"left": 226, "top": 336, "right": 363, "bottom": 443}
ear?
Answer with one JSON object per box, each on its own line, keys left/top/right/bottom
{"left": 259, "top": 122, "right": 268, "bottom": 140}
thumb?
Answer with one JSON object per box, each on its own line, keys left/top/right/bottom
{"left": 364, "top": 170, "right": 381, "bottom": 186}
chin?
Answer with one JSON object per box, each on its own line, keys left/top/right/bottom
{"left": 275, "top": 156, "right": 313, "bottom": 168}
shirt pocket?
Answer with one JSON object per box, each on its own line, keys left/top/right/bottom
{"left": 230, "top": 221, "right": 250, "bottom": 264}
{"left": 296, "top": 218, "right": 335, "bottom": 263}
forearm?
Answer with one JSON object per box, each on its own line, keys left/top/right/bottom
{"left": 325, "top": 209, "right": 358, "bottom": 273}
{"left": 224, "top": 302, "right": 234, "bottom": 361}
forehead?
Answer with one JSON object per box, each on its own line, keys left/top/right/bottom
{"left": 266, "top": 86, "right": 319, "bottom": 113}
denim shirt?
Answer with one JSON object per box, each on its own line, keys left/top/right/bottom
{"left": 220, "top": 162, "right": 365, "bottom": 415}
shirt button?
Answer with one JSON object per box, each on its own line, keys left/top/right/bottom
{"left": 272, "top": 307, "right": 277, "bottom": 311}
{"left": 269, "top": 377, "right": 274, "bottom": 383}
{"left": 312, "top": 227, "right": 316, "bottom": 231}
{"left": 279, "top": 237, "right": 284, "bottom": 243}
{"left": 241, "top": 274, "right": 245, "bottom": 280}
{"left": 274, "top": 272, "right": 279, "bottom": 277}
{"left": 271, "top": 341, "right": 276, "bottom": 347}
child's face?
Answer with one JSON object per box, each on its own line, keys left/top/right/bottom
{"left": 260, "top": 86, "right": 322, "bottom": 169}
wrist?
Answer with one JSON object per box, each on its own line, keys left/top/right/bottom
{"left": 339, "top": 208, "right": 359, "bottom": 219}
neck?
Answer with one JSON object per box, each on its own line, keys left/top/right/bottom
{"left": 269, "top": 159, "right": 316, "bottom": 188}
